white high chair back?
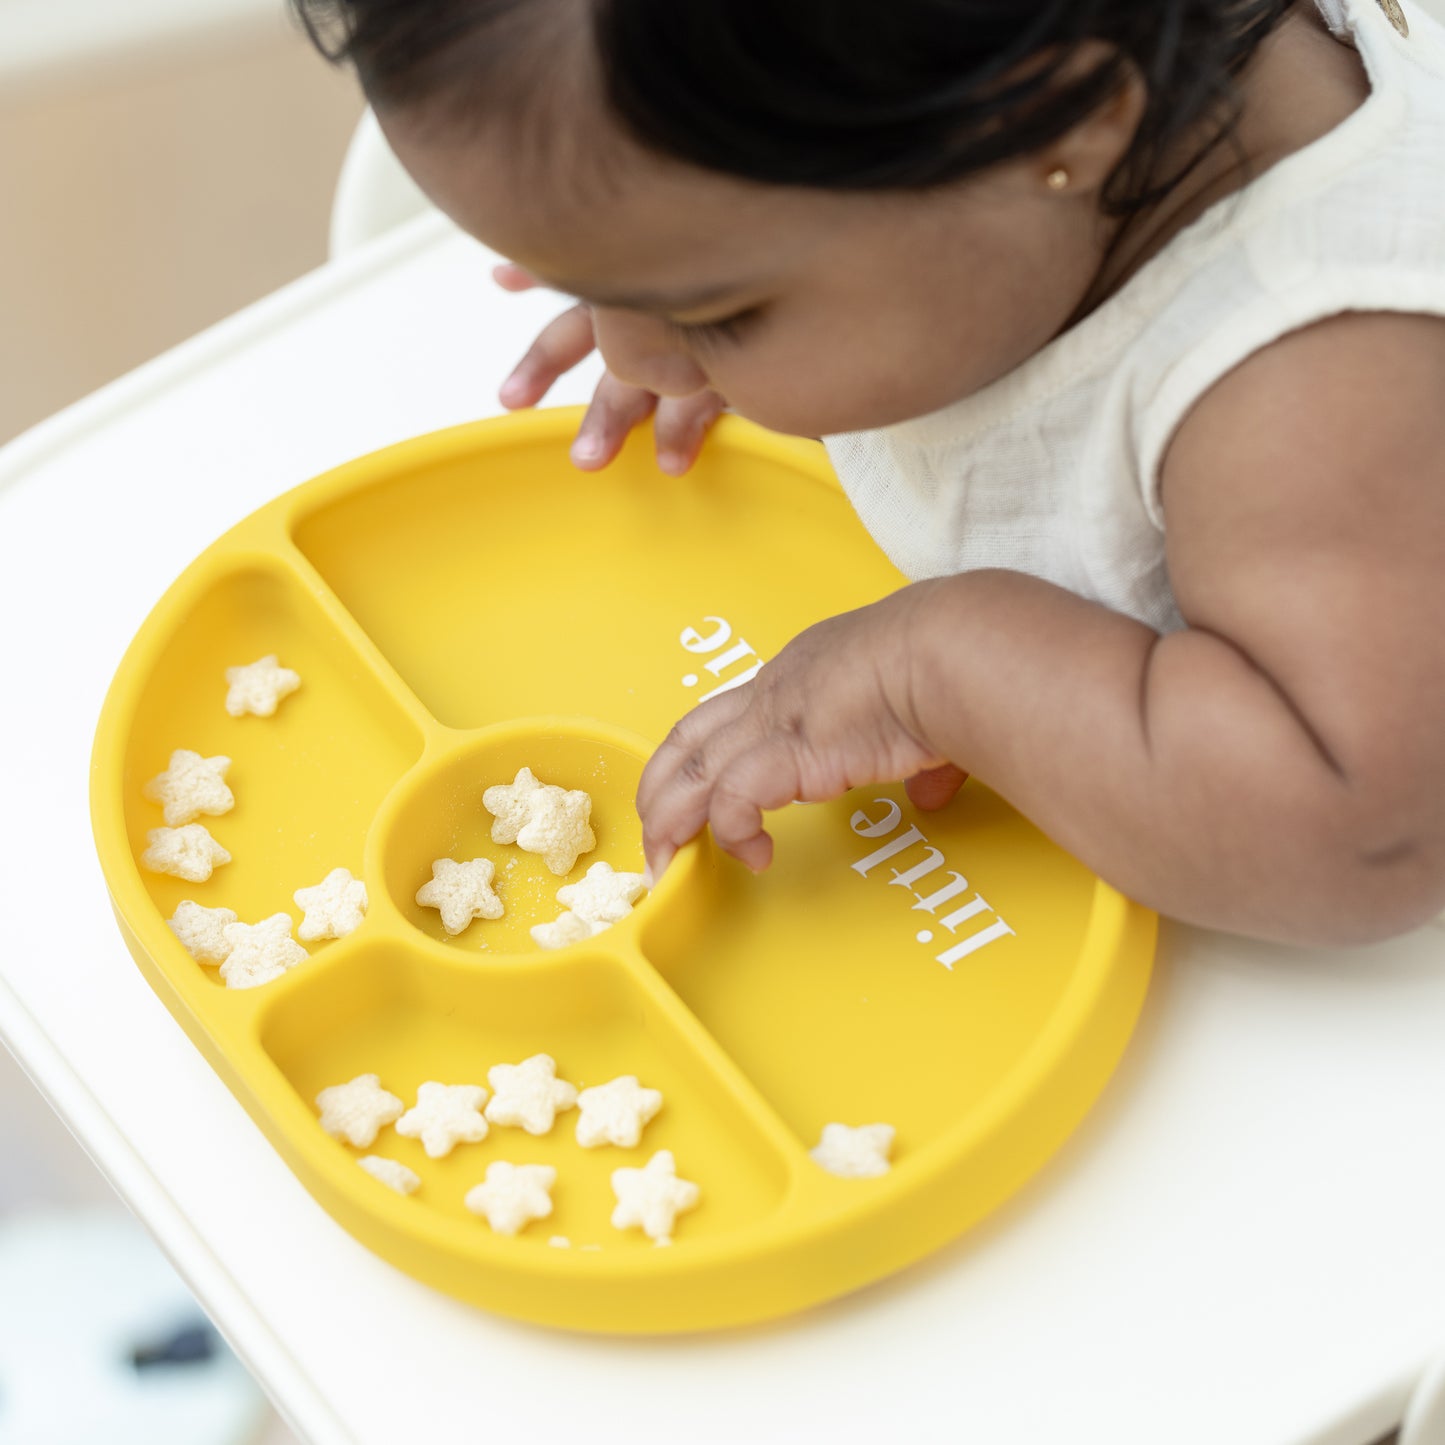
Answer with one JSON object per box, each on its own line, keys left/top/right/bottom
{"left": 328, "top": 108, "right": 435, "bottom": 259}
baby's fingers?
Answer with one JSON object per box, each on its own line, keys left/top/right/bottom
{"left": 571, "top": 372, "right": 660, "bottom": 470}
{"left": 654, "top": 391, "right": 727, "bottom": 477}
{"left": 706, "top": 742, "right": 809, "bottom": 873}
{"left": 499, "top": 303, "right": 595, "bottom": 409}
{"left": 492, "top": 261, "right": 540, "bottom": 293}
{"left": 637, "top": 690, "right": 753, "bottom": 880}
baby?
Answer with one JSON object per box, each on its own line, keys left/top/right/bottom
{"left": 294, "top": 0, "right": 1445, "bottom": 945}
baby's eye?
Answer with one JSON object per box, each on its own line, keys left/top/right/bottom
{"left": 665, "top": 306, "right": 760, "bottom": 346}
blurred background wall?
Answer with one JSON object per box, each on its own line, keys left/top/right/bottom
{"left": 0, "top": 8, "right": 361, "bottom": 1440}
{"left": 0, "top": 0, "right": 364, "bottom": 446}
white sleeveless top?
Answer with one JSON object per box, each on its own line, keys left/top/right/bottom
{"left": 823, "top": 0, "right": 1445, "bottom": 634}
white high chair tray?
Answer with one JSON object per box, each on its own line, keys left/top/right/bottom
{"left": 0, "top": 212, "right": 1441, "bottom": 1445}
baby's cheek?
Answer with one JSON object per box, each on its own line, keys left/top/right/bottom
{"left": 721, "top": 336, "right": 961, "bottom": 437}
{"left": 713, "top": 365, "right": 846, "bottom": 439}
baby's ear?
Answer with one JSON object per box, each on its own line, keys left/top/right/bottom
{"left": 1044, "top": 45, "right": 1148, "bottom": 195}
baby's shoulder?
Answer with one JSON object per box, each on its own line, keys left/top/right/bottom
{"left": 1161, "top": 309, "right": 1445, "bottom": 600}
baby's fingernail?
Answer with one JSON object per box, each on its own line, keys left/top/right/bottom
{"left": 499, "top": 375, "right": 527, "bottom": 406}
{"left": 572, "top": 434, "right": 603, "bottom": 463}
{"left": 643, "top": 846, "right": 675, "bottom": 890}
{"left": 657, "top": 452, "right": 684, "bottom": 475}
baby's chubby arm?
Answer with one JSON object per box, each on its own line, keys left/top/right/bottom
{"left": 1110, "top": 309, "right": 1445, "bottom": 940}
{"left": 637, "top": 312, "right": 1445, "bottom": 945}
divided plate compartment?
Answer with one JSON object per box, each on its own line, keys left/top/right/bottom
{"left": 92, "top": 409, "right": 1155, "bottom": 1333}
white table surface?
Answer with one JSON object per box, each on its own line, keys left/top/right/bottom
{"left": 2, "top": 212, "right": 1442, "bottom": 1445}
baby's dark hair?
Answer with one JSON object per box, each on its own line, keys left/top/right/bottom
{"left": 292, "top": 0, "right": 1291, "bottom": 216}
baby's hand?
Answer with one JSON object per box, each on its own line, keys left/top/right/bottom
{"left": 493, "top": 263, "right": 726, "bottom": 476}
{"left": 635, "top": 589, "right": 968, "bottom": 883}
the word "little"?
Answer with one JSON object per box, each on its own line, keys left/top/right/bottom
{"left": 849, "top": 797, "right": 1015, "bottom": 969}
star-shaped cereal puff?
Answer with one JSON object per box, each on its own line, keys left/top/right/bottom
{"left": 484, "top": 1054, "right": 578, "bottom": 1135}
{"left": 464, "top": 1161, "right": 556, "bottom": 1236}
{"left": 167, "top": 900, "right": 238, "bottom": 964}
{"left": 556, "top": 861, "right": 647, "bottom": 925}
{"left": 610, "top": 1149, "right": 700, "bottom": 1242}
{"left": 142, "top": 824, "right": 231, "bottom": 883}
{"left": 224, "top": 654, "right": 301, "bottom": 718}
{"left": 218, "top": 913, "right": 307, "bottom": 989}
{"left": 143, "top": 749, "right": 234, "bottom": 827}
{"left": 358, "top": 1155, "right": 420, "bottom": 1196}
{"left": 294, "top": 866, "right": 368, "bottom": 942}
{"left": 810, "top": 1122, "right": 895, "bottom": 1179}
{"left": 482, "top": 766, "right": 548, "bottom": 845}
{"left": 415, "top": 857, "right": 503, "bottom": 935}
{"left": 575, "top": 1074, "right": 663, "bottom": 1149}
{"left": 316, "top": 1074, "right": 404, "bottom": 1148}
{"left": 516, "top": 787, "right": 596, "bottom": 876}
{"left": 395, "top": 1081, "right": 490, "bottom": 1158}
{"left": 529, "top": 910, "right": 607, "bottom": 951}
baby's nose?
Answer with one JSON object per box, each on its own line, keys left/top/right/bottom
{"left": 591, "top": 308, "right": 710, "bottom": 397}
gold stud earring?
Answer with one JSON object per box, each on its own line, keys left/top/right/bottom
{"left": 1045, "top": 166, "right": 1071, "bottom": 192}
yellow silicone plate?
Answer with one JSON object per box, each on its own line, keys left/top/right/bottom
{"left": 91, "top": 409, "right": 1154, "bottom": 1334}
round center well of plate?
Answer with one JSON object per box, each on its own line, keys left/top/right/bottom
{"left": 378, "top": 722, "right": 650, "bottom": 957}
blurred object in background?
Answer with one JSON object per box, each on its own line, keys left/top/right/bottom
{"left": 0, "top": 0, "right": 363, "bottom": 446}
{"left": 0, "top": 1209, "right": 268, "bottom": 1445}
{"left": 0, "top": 1044, "right": 301, "bottom": 1443}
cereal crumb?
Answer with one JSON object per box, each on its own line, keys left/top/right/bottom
{"left": 548, "top": 1235, "right": 571, "bottom": 1248}
{"left": 483, "top": 767, "right": 596, "bottom": 875}
{"left": 316, "top": 1074, "right": 405, "bottom": 1148}
{"left": 294, "top": 866, "right": 368, "bottom": 942}
{"left": 557, "top": 861, "right": 646, "bottom": 925}
{"left": 395, "top": 1082, "right": 490, "bottom": 1158}
{"left": 142, "top": 824, "right": 231, "bottom": 883}
{"left": 167, "top": 900, "right": 238, "bottom": 964}
{"left": 611, "top": 1151, "right": 700, "bottom": 1242}
{"left": 517, "top": 788, "right": 596, "bottom": 876}
{"left": 464, "top": 1161, "right": 556, "bottom": 1236}
{"left": 530, "top": 910, "right": 606, "bottom": 951}
{"left": 143, "top": 749, "right": 233, "bottom": 827}
{"left": 224, "top": 654, "right": 300, "bottom": 718}
{"left": 485, "top": 1054, "right": 578, "bottom": 1135}
{"left": 482, "top": 766, "right": 546, "bottom": 844}
{"left": 358, "top": 1156, "right": 420, "bottom": 1196}
{"left": 575, "top": 1075, "right": 663, "bottom": 1149}
{"left": 415, "top": 858, "right": 503, "bottom": 935}
{"left": 219, "top": 914, "right": 306, "bottom": 989}
{"left": 810, "top": 1122, "right": 895, "bottom": 1178}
